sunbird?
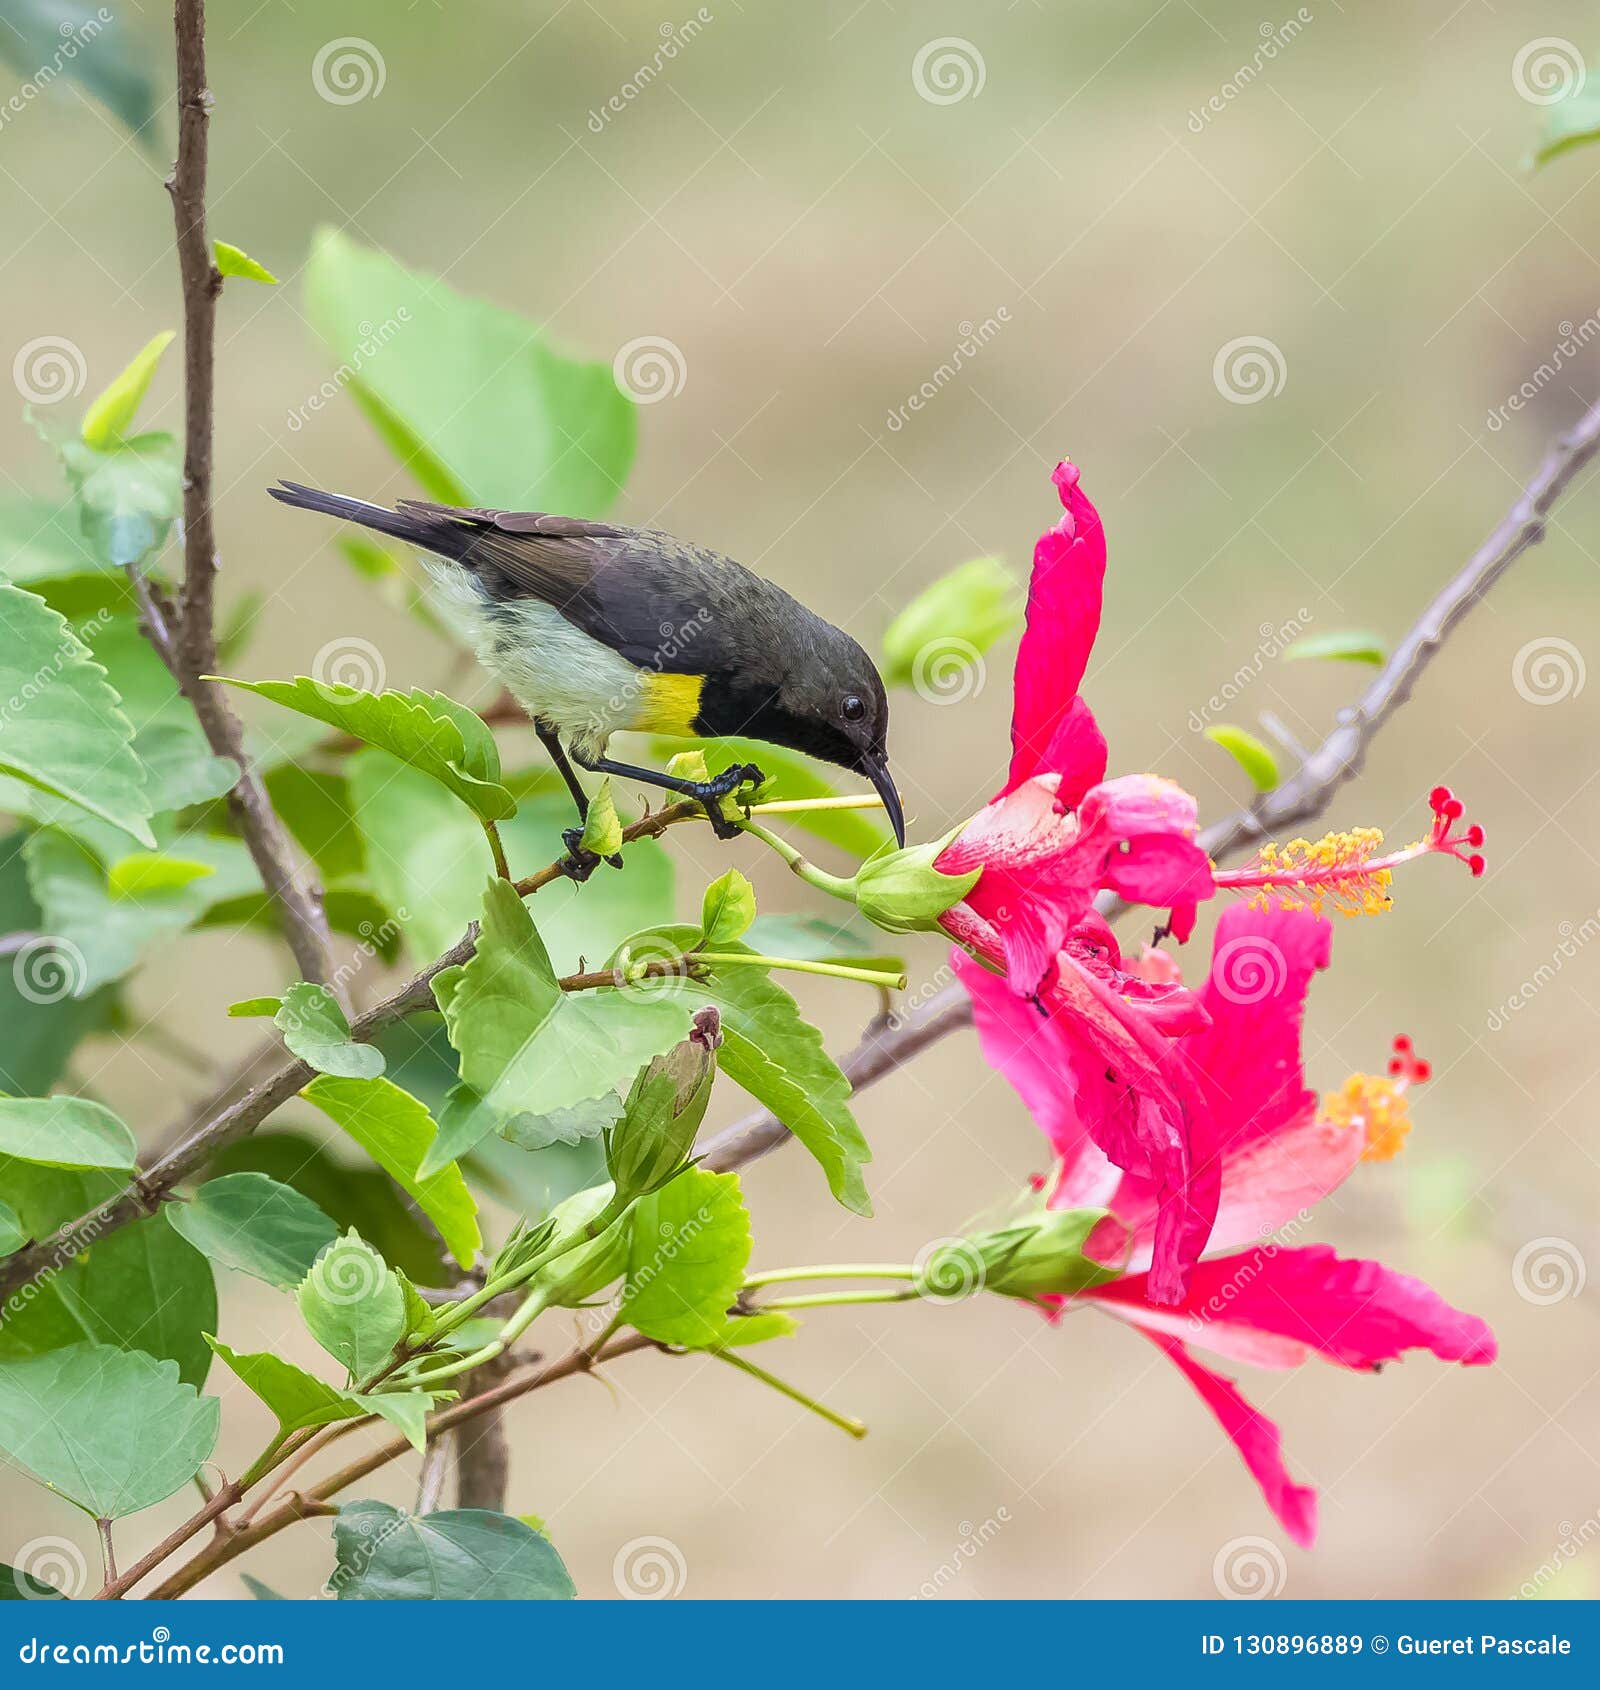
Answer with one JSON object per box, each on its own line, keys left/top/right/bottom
{"left": 269, "top": 483, "right": 904, "bottom": 872}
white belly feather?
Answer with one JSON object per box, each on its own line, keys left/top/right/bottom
{"left": 418, "top": 555, "right": 641, "bottom": 761}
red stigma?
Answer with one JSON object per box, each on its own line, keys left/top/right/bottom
{"left": 1387, "top": 1034, "right": 1431, "bottom": 1086}
{"left": 1425, "top": 786, "right": 1486, "bottom": 877}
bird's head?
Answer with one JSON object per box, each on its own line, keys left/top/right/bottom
{"left": 774, "top": 630, "right": 904, "bottom": 845}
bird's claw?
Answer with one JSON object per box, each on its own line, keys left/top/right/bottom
{"left": 695, "top": 763, "right": 764, "bottom": 840}
{"left": 559, "top": 828, "right": 624, "bottom": 882}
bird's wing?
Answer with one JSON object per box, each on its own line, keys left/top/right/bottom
{"left": 396, "top": 500, "right": 731, "bottom": 671}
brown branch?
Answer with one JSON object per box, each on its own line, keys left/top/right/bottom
{"left": 144, "top": 0, "right": 343, "bottom": 995}
{"left": 450, "top": 1351, "right": 516, "bottom": 1510}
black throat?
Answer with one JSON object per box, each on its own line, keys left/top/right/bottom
{"left": 693, "top": 675, "right": 861, "bottom": 774}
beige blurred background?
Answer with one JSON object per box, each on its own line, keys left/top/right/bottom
{"left": 3, "top": 0, "right": 1599, "bottom": 1599}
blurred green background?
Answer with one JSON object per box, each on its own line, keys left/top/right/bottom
{"left": 3, "top": 0, "right": 1598, "bottom": 1599}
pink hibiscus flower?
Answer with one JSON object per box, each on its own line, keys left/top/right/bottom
{"left": 957, "top": 905, "right": 1496, "bottom": 1548}
{"left": 933, "top": 461, "right": 1215, "bottom": 994}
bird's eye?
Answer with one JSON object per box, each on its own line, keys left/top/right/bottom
{"left": 841, "top": 694, "right": 865, "bottom": 722}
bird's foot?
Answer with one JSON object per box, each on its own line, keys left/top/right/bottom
{"left": 558, "top": 827, "right": 624, "bottom": 882}
{"left": 691, "top": 763, "right": 765, "bottom": 840}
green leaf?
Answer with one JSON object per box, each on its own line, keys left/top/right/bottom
{"left": 616, "top": 927, "right": 872, "bottom": 1215}
{"left": 239, "top": 1575, "right": 287, "bottom": 1600}
{"left": 23, "top": 826, "right": 261, "bottom": 993}
{"left": 128, "top": 722, "right": 239, "bottom": 812}
{"left": 0, "top": 1096, "right": 135, "bottom": 1170}
{"left": 1203, "top": 724, "right": 1280, "bottom": 793}
{"left": 698, "top": 868, "right": 755, "bottom": 948}
{"left": 275, "top": 980, "right": 385, "bottom": 1080}
{"left": 264, "top": 764, "right": 366, "bottom": 885}
{"left": 206, "top": 1340, "right": 365, "bottom": 1439}
{"left": 0, "top": 2, "right": 159, "bottom": 140}
{"left": 298, "top": 1231, "right": 407, "bottom": 1381}
{"left": 351, "top": 764, "right": 671, "bottom": 965}
{"left": 1533, "top": 86, "right": 1600, "bottom": 168}
{"left": 58, "top": 434, "right": 182, "bottom": 572}
{"left": 0, "top": 1163, "right": 215, "bottom": 1385}
{"left": 352, "top": 1391, "right": 433, "bottom": 1453}
{"left": 0, "top": 1344, "right": 218, "bottom": 1518}
{"left": 105, "top": 852, "right": 215, "bottom": 900}
{"left": 329, "top": 1500, "right": 576, "bottom": 1600}
{"left": 80, "top": 332, "right": 174, "bottom": 450}
{"left": 432, "top": 879, "right": 691, "bottom": 1171}
{"left": 0, "top": 497, "right": 108, "bottom": 588}
{"left": 306, "top": 227, "right": 634, "bottom": 514}
{"left": 577, "top": 777, "right": 622, "bottom": 857}
{"left": 228, "top": 996, "right": 282, "bottom": 1018}
{"left": 881, "top": 556, "right": 1023, "bottom": 689}
{"left": 624, "top": 1167, "right": 752, "bottom": 1347}
{"left": 165, "top": 1172, "right": 338, "bottom": 1290}
{"left": 214, "top": 241, "right": 279, "bottom": 284}
{"left": 0, "top": 585, "right": 153, "bottom": 846}
{"left": 204, "top": 1130, "right": 455, "bottom": 1289}
{"left": 711, "top": 1309, "right": 800, "bottom": 1348}
{"left": 0, "top": 1200, "right": 23, "bottom": 1255}
{"left": 213, "top": 677, "right": 515, "bottom": 822}
{"left": 1281, "top": 629, "right": 1386, "bottom": 666}
{"left": 300, "top": 1076, "right": 481, "bottom": 1269}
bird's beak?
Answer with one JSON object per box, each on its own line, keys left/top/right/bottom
{"left": 864, "top": 754, "right": 906, "bottom": 846}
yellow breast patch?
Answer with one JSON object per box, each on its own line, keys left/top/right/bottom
{"left": 628, "top": 670, "right": 705, "bottom": 736}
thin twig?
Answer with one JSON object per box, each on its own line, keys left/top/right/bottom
{"left": 150, "top": 0, "right": 343, "bottom": 995}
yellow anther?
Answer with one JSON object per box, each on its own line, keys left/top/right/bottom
{"left": 1323, "top": 1073, "right": 1412, "bottom": 1162}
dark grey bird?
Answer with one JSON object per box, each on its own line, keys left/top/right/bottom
{"left": 268, "top": 484, "right": 904, "bottom": 870}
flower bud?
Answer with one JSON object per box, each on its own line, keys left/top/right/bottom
{"left": 965, "top": 1208, "right": 1119, "bottom": 1301}
{"left": 851, "top": 830, "right": 980, "bottom": 936}
{"left": 528, "top": 1181, "right": 631, "bottom": 1308}
{"left": 604, "top": 1008, "right": 721, "bottom": 1201}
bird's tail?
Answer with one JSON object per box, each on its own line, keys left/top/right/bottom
{"left": 268, "top": 481, "right": 479, "bottom": 564}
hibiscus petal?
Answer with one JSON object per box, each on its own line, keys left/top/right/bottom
{"left": 1007, "top": 461, "right": 1107, "bottom": 791}
{"left": 1037, "top": 694, "right": 1108, "bottom": 811}
{"left": 1091, "top": 1244, "right": 1499, "bottom": 1372}
{"left": 1189, "top": 904, "right": 1332, "bottom": 1152}
{"left": 1082, "top": 775, "right": 1216, "bottom": 911}
{"left": 1092, "top": 1109, "right": 1363, "bottom": 1274}
{"left": 1136, "top": 1328, "right": 1318, "bottom": 1549}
